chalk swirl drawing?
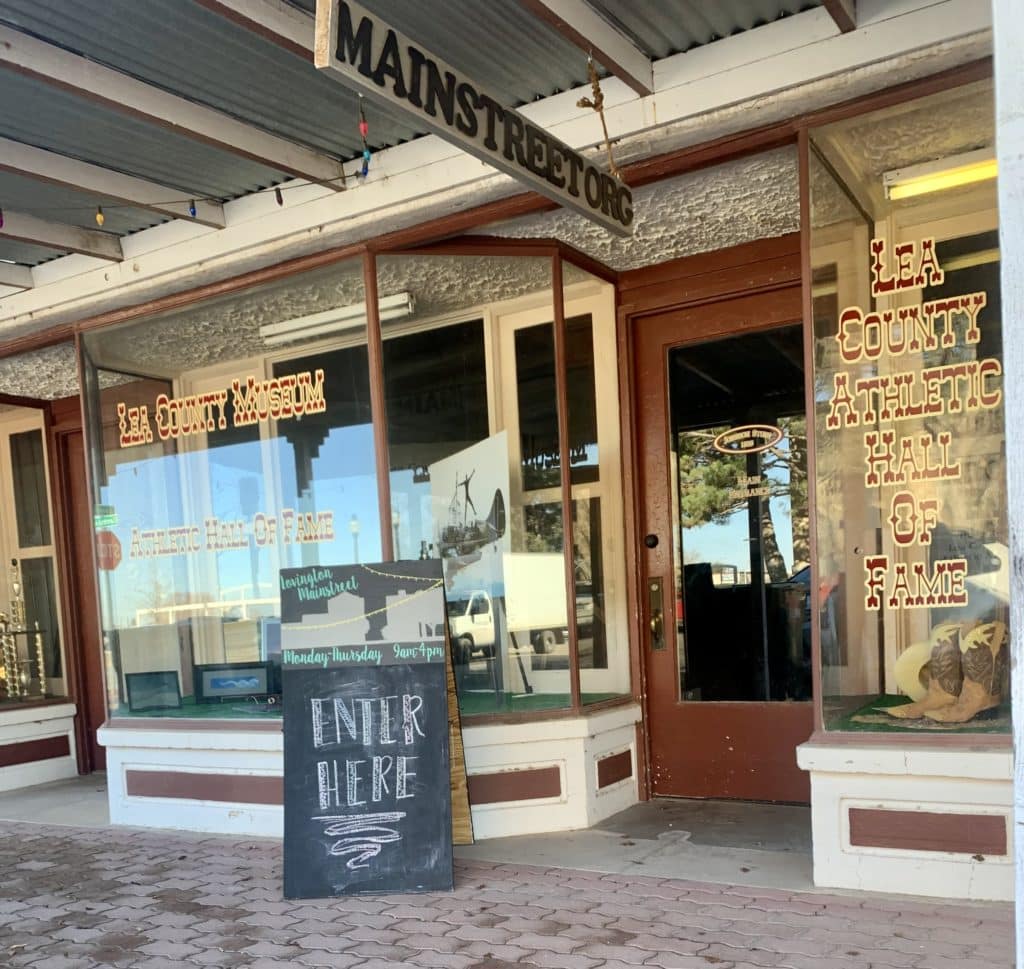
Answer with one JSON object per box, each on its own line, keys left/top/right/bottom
{"left": 313, "top": 812, "right": 407, "bottom": 869}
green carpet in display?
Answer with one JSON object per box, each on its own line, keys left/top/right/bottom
{"left": 117, "top": 696, "right": 282, "bottom": 719}
{"left": 458, "top": 692, "right": 619, "bottom": 716}
{"left": 831, "top": 693, "right": 1010, "bottom": 733}
{"left": 116, "top": 692, "right": 622, "bottom": 720}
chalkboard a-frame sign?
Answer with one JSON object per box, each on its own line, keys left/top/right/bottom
{"left": 280, "top": 559, "right": 452, "bottom": 898}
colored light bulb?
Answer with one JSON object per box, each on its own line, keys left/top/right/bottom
{"left": 188, "top": 200, "right": 197, "bottom": 218}
{"left": 95, "top": 206, "right": 105, "bottom": 226}
{"left": 274, "top": 187, "right": 284, "bottom": 206}
{"left": 359, "top": 119, "right": 369, "bottom": 137}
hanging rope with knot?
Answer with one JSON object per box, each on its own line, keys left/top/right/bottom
{"left": 576, "top": 56, "right": 622, "bottom": 181}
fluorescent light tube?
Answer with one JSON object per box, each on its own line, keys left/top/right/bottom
{"left": 260, "top": 292, "right": 415, "bottom": 345}
{"left": 883, "top": 149, "right": 997, "bottom": 201}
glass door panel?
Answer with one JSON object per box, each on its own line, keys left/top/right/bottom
{"left": 669, "top": 324, "right": 811, "bottom": 707}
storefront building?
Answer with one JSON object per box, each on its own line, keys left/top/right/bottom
{"left": 0, "top": 0, "right": 1018, "bottom": 902}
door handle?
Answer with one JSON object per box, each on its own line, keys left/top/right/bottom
{"left": 650, "top": 609, "right": 663, "bottom": 638}
{"left": 648, "top": 578, "right": 666, "bottom": 651}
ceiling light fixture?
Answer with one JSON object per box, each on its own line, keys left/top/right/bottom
{"left": 259, "top": 292, "right": 415, "bottom": 346}
{"left": 883, "top": 149, "right": 997, "bottom": 201}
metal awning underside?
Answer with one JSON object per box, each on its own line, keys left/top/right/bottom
{"left": 0, "top": 0, "right": 827, "bottom": 280}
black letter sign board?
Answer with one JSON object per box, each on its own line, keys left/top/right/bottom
{"left": 280, "top": 559, "right": 452, "bottom": 898}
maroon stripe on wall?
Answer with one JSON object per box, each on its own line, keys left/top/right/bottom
{"left": 849, "top": 808, "right": 1007, "bottom": 856}
{"left": 126, "top": 770, "right": 283, "bottom": 805}
{"left": 596, "top": 750, "right": 633, "bottom": 789}
{"left": 467, "top": 766, "right": 561, "bottom": 805}
{"left": 0, "top": 735, "right": 70, "bottom": 768}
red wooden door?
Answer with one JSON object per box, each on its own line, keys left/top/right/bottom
{"left": 634, "top": 289, "right": 813, "bottom": 802}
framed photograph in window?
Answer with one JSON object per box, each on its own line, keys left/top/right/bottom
{"left": 194, "top": 662, "right": 271, "bottom": 703}
{"left": 125, "top": 671, "right": 182, "bottom": 713}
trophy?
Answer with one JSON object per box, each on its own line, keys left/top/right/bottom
{"left": 9, "top": 559, "right": 24, "bottom": 629}
{"left": 34, "top": 622, "right": 46, "bottom": 697}
{"left": 0, "top": 559, "right": 32, "bottom": 700}
{"left": 0, "top": 610, "right": 20, "bottom": 700}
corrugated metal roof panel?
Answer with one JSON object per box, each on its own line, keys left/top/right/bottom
{"left": 0, "top": 0, "right": 826, "bottom": 187}
{"left": 0, "top": 0, "right": 422, "bottom": 158}
{"left": 587, "top": 0, "right": 822, "bottom": 60}
{"left": 285, "top": 0, "right": 593, "bottom": 102}
{"left": 0, "top": 238, "right": 65, "bottom": 266}
{"left": 291, "top": 0, "right": 822, "bottom": 94}
{"left": 0, "top": 170, "right": 163, "bottom": 235}
{"left": 355, "top": 0, "right": 592, "bottom": 104}
{"left": 0, "top": 0, "right": 828, "bottom": 277}
{"left": 0, "top": 68, "right": 288, "bottom": 200}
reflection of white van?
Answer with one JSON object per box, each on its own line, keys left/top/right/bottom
{"left": 447, "top": 591, "right": 497, "bottom": 664}
{"left": 446, "top": 554, "right": 571, "bottom": 664}
{"left": 575, "top": 582, "right": 594, "bottom": 637}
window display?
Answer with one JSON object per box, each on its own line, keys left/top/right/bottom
{"left": 0, "top": 410, "right": 66, "bottom": 704}
{"left": 83, "top": 258, "right": 374, "bottom": 721}
{"left": 809, "top": 80, "right": 1008, "bottom": 732}
{"left": 81, "top": 248, "right": 631, "bottom": 722}
{"left": 378, "top": 252, "right": 629, "bottom": 714}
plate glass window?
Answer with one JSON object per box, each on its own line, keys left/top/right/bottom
{"left": 809, "top": 80, "right": 1008, "bottom": 733}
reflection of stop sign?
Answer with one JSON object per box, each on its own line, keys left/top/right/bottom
{"left": 95, "top": 530, "right": 122, "bottom": 571}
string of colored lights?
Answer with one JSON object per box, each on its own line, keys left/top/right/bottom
{"left": 0, "top": 102, "right": 374, "bottom": 229}
{"left": 359, "top": 96, "right": 371, "bottom": 179}
{"left": 0, "top": 172, "right": 354, "bottom": 232}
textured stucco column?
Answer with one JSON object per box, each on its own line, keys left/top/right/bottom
{"left": 993, "top": 0, "right": 1024, "bottom": 963}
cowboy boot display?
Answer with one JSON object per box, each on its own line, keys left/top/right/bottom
{"left": 924, "top": 621, "right": 1008, "bottom": 724}
{"left": 883, "top": 622, "right": 964, "bottom": 719}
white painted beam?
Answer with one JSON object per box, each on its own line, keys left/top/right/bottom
{"left": 0, "top": 24, "right": 345, "bottom": 190}
{"left": 195, "top": 0, "right": 315, "bottom": 58}
{"left": 0, "top": 138, "right": 225, "bottom": 228}
{"left": 0, "top": 211, "right": 123, "bottom": 262}
{"left": 0, "top": 264, "right": 33, "bottom": 290}
{"left": 518, "top": 0, "right": 654, "bottom": 96}
{"left": 823, "top": 0, "right": 857, "bottom": 32}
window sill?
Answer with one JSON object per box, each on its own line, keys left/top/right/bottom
{"left": 0, "top": 698, "right": 75, "bottom": 724}
{"left": 798, "top": 732, "right": 1012, "bottom": 780}
{"left": 805, "top": 727, "right": 1011, "bottom": 748}
{"left": 99, "top": 721, "right": 282, "bottom": 751}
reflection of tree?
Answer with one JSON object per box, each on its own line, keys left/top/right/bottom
{"left": 683, "top": 544, "right": 705, "bottom": 565}
{"left": 677, "top": 417, "right": 807, "bottom": 583}
{"left": 133, "top": 571, "right": 174, "bottom": 624}
{"left": 524, "top": 503, "right": 562, "bottom": 554}
{"left": 523, "top": 502, "right": 594, "bottom": 583}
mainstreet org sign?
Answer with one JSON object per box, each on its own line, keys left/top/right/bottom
{"left": 314, "top": 0, "right": 634, "bottom": 236}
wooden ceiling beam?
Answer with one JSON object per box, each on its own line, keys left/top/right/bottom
{"left": 195, "top": 0, "right": 315, "bottom": 60}
{"left": 0, "top": 210, "right": 123, "bottom": 262}
{"left": 0, "top": 24, "right": 345, "bottom": 190}
{"left": 0, "top": 263, "right": 34, "bottom": 290}
{"left": 823, "top": 0, "right": 857, "bottom": 33}
{"left": 0, "top": 137, "right": 225, "bottom": 228}
{"left": 518, "top": 0, "right": 654, "bottom": 96}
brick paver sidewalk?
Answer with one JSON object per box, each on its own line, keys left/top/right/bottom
{"left": 0, "top": 821, "right": 1013, "bottom": 969}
